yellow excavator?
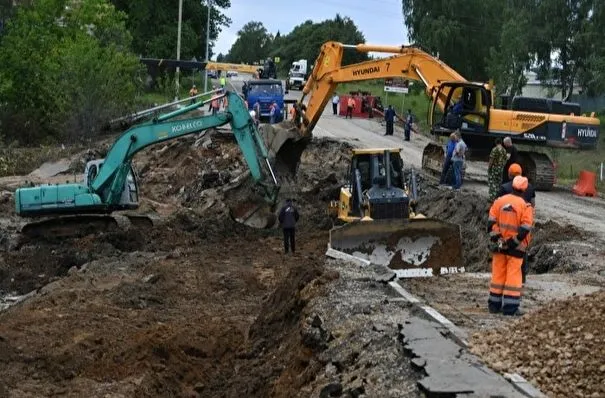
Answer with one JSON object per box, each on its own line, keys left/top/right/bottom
{"left": 273, "top": 41, "right": 599, "bottom": 191}
{"left": 265, "top": 41, "right": 599, "bottom": 276}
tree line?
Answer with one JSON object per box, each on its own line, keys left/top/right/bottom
{"left": 223, "top": 15, "right": 369, "bottom": 74}
{"left": 402, "top": 0, "right": 605, "bottom": 99}
{"left": 0, "top": 0, "right": 231, "bottom": 145}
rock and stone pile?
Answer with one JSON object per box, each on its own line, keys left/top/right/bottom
{"left": 469, "top": 291, "right": 605, "bottom": 398}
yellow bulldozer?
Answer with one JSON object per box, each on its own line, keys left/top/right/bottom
{"left": 326, "top": 148, "right": 463, "bottom": 278}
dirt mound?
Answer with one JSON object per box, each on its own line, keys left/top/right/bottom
{"left": 470, "top": 290, "right": 605, "bottom": 398}
{"left": 416, "top": 189, "right": 492, "bottom": 270}
{"left": 416, "top": 188, "right": 595, "bottom": 273}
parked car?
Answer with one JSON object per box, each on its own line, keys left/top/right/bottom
{"left": 226, "top": 70, "right": 238, "bottom": 77}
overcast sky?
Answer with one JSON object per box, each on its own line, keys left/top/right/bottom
{"left": 212, "top": 0, "right": 408, "bottom": 59}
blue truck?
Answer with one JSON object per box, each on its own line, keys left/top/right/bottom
{"left": 242, "top": 79, "right": 286, "bottom": 120}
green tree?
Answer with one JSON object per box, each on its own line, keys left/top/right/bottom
{"left": 226, "top": 21, "right": 273, "bottom": 64}
{"left": 110, "top": 0, "right": 231, "bottom": 60}
{"left": 270, "top": 15, "right": 368, "bottom": 74}
{"left": 215, "top": 52, "right": 225, "bottom": 62}
{"left": 402, "top": 0, "right": 503, "bottom": 81}
{"left": 532, "top": 0, "right": 593, "bottom": 99}
{"left": 0, "top": 0, "right": 142, "bottom": 144}
{"left": 486, "top": 0, "right": 535, "bottom": 96}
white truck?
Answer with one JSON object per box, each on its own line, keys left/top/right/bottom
{"left": 287, "top": 59, "right": 308, "bottom": 90}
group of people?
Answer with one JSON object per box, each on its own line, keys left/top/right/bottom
{"left": 486, "top": 137, "right": 536, "bottom": 316}
{"left": 438, "top": 130, "right": 468, "bottom": 191}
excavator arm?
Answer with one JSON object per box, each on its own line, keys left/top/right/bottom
{"left": 296, "top": 42, "right": 467, "bottom": 137}
{"left": 206, "top": 62, "right": 260, "bottom": 75}
{"left": 15, "top": 91, "right": 279, "bottom": 217}
{"left": 92, "top": 91, "right": 277, "bottom": 205}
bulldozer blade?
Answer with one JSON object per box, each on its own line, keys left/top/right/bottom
{"left": 328, "top": 218, "right": 464, "bottom": 278}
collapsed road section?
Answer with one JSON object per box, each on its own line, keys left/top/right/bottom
{"left": 1, "top": 121, "right": 604, "bottom": 397}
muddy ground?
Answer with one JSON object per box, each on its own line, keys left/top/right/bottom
{"left": 0, "top": 131, "right": 428, "bottom": 397}
{"left": 1, "top": 124, "right": 604, "bottom": 397}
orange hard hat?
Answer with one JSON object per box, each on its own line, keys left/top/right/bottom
{"left": 508, "top": 163, "right": 522, "bottom": 176}
{"left": 512, "top": 176, "right": 529, "bottom": 192}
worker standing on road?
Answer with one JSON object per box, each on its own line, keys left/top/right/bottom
{"left": 404, "top": 109, "right": 413, "bottom": 141}
{"left": 451, "top": 131, "right": 467, "bottom": 191}
{"left": 502, "top": 137, "right": 521, "bottom": 184}
{"left": 346, "top": 96, "right": 355, "bottom": 119}
{"left": 332, "top": 93, "right": 340, "bottom": 115}
{"left": 384, "top": 105, "right": 396, "bottom": 136}
{"left": 439, "top": 133, "right": 457, "bottom": 185}
{"left": 278, "top": 198, "right": 300, "bottom": 254}
{"left": 220, "top": 75, "right": 226, "bottom": 89}
{"left": 488, "top": 138, "right": 508, "bottom": 201}
{"left": 487, "top": 176, "right": 533, "bottom": 316}
{"left": 497, "top": 163, "right": 536, "bottom": 285}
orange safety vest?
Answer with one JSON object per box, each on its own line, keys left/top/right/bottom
{"left": 488, "top": 193, "right": 533, "bottom": 256}
{"left": 347, "top": 97, "right": 356, "bottom": 108}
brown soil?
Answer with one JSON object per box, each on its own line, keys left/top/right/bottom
{"left": 0, "top": 132, "right": 353, "bottom": 397}
{"left": 415, "top": 187, "right": 595, "bottom": 273}
{"left": 470, "top": 291, "right": 605, "bottom": 398}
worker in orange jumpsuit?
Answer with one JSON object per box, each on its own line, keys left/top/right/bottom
{"left": 487, "top": 175, "right": 533, "bottom": 316}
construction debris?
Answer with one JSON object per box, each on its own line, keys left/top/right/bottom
{"left": 470, "top": 291, "right": 605, "bottom": 398}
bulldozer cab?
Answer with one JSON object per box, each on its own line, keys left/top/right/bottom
{"left": 348, "top": 149, "right": 406, "bottom": 218}
{"left": 430, "top": 82, "right": 491, "bottom": 136}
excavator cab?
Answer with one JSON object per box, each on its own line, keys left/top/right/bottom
{"left": 431, "top": 82, "right": 491, "bottom": 135}
{"left": 328, "top": 149, "right": 463, "bottom": 278}
{"left": 422, "top": 82, "right": 492, "bottom": 179}
{"left": 84, "top": 160, "right": 139, "bottom": 210}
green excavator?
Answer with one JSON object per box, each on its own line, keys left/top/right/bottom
{"left": 14, "top": 90, "right": 280, "bottom": 238}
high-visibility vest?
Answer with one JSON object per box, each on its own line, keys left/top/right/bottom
{"left": 488, "top": 193, "right": 533, "bottom": 253}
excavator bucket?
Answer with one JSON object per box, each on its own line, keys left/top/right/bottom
{"left": 258, "top": 121, "right": 310, "bottom": 179}
{"left": 328, "top": 218, "right": 464, "bottom": 278}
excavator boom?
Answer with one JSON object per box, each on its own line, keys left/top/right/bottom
{"left": 15, "top": 91, "right": 280, "bottom": 238}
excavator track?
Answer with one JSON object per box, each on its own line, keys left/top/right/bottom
{"left": 20, "top": 213, "right": 156, "bottom": 240}
{"left": 518, "top": 151, "right": 555, "bottom": 191}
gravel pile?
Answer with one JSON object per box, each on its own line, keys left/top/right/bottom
{"left": 469, "top": 291, "right": 605, "bottom": 398}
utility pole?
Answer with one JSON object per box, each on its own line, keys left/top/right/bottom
{"left": 175, "top": 0, "right": 183, "bottom": 101}
{"left": 203, "top": 0, "right": 212, "bottom": 92}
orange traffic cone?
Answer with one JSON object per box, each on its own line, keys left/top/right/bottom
{"left": 572, "top": 170, "right": 598, "bottom": 197}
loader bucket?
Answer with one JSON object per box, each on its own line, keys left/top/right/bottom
{"left": 329, "top": 218, "right": 464, "bottom": 278}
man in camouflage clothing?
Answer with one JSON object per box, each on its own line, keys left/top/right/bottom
{"left": 488, "top": 138, "right": 507, "bottom": 201}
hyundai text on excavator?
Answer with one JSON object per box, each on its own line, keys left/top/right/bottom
{"left": 266, "top": 40, "right": 599, "bottom": 276}
{"left": 14, "top": 90, "right": 280, "bottom": 238}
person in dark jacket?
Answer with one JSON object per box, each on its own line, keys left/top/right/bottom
{"left": 501, "top": 137, "right": 521, "bottom": 184}
{"left": 278, "top": 199, "right": 300, "bottom": 254}
{"left": 439, "top": 133, "right": 457, "bottom": 185}
{"left": 384, "top": 105, "right": 396, "bottom": 136}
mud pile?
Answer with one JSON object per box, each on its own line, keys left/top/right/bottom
{"left": 415, "top": 188, "right": 593, "bottom": 273}
{"left": 470, "top": 291, "right": 605, "bottom": 398}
